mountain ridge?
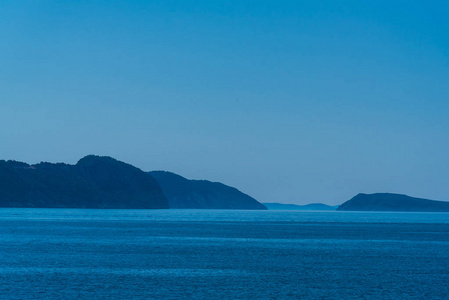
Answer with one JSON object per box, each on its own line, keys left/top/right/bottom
{"left": 0, "top": 155, "right": 266, "bottom": 210}
{"left": 149, "top": 171, "right": 267, "bottom": 210}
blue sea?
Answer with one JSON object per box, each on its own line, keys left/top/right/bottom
{"left": 1, "top": 209, "right": 448, "bottom": 299}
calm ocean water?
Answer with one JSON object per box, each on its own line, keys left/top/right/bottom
{"left": 0, "top": 209, "right": 448, "bottom": 299}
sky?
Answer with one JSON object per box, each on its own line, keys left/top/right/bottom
{"left": 1, "top": 1, "right": 448, "bottom": 205}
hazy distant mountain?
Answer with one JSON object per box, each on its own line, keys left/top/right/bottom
{"left": 337, "top": 193, "right": 449, "bottom": 212}
{"left": 0, "top": 155, "right": 168, "bottom": 209}
{"left": 263, "top": 203, "right": 337, "bottom": 210}
{"left": 149, "top": 171, "right": 267, "bottom": 210}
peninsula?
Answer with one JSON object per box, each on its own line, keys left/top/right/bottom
{"left": 149, "top": 171, "right": 267, "bottom": 210}
{"left": 0, "top": 155, "right": 266, "bottom": 210}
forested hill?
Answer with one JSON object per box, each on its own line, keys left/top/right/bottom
{"left": 149, "top": 171, "right": 267, "bottom": 210}
{"left": 0, "top": 155, "right": 168, "bottom": 209}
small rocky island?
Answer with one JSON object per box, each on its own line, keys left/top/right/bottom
{"left": 337, "top": 193, "right": 449, "bottom": 212}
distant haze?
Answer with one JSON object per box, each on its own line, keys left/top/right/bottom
{"left": 1, "top": 1, "right": 448, "bottom": 205}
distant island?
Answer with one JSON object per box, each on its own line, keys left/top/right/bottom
{"left": 263, "top": 203, "right": 337, "bottom": 211}
{"left": 337, "top": 193, "right": 449, "bottom": 212}
{"left": 149, "top": 171, "right": 266, "bottom": 210}
{"left": 2, "top": 155, "right": 448, "bottom": 212}
{"left": 0, "top": 155, "right": 266, "bottom": 210}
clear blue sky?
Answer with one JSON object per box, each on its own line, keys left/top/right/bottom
{"left": 1, "top": 1, "right": 448, "bottom": 205}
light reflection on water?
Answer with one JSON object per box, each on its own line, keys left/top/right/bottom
{"left": 2, "top": 208, "right": 449, "bottom": 223}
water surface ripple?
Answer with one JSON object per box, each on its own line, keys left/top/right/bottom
{"left": 1, "top": 209, "right": 448, "bottom": 299}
